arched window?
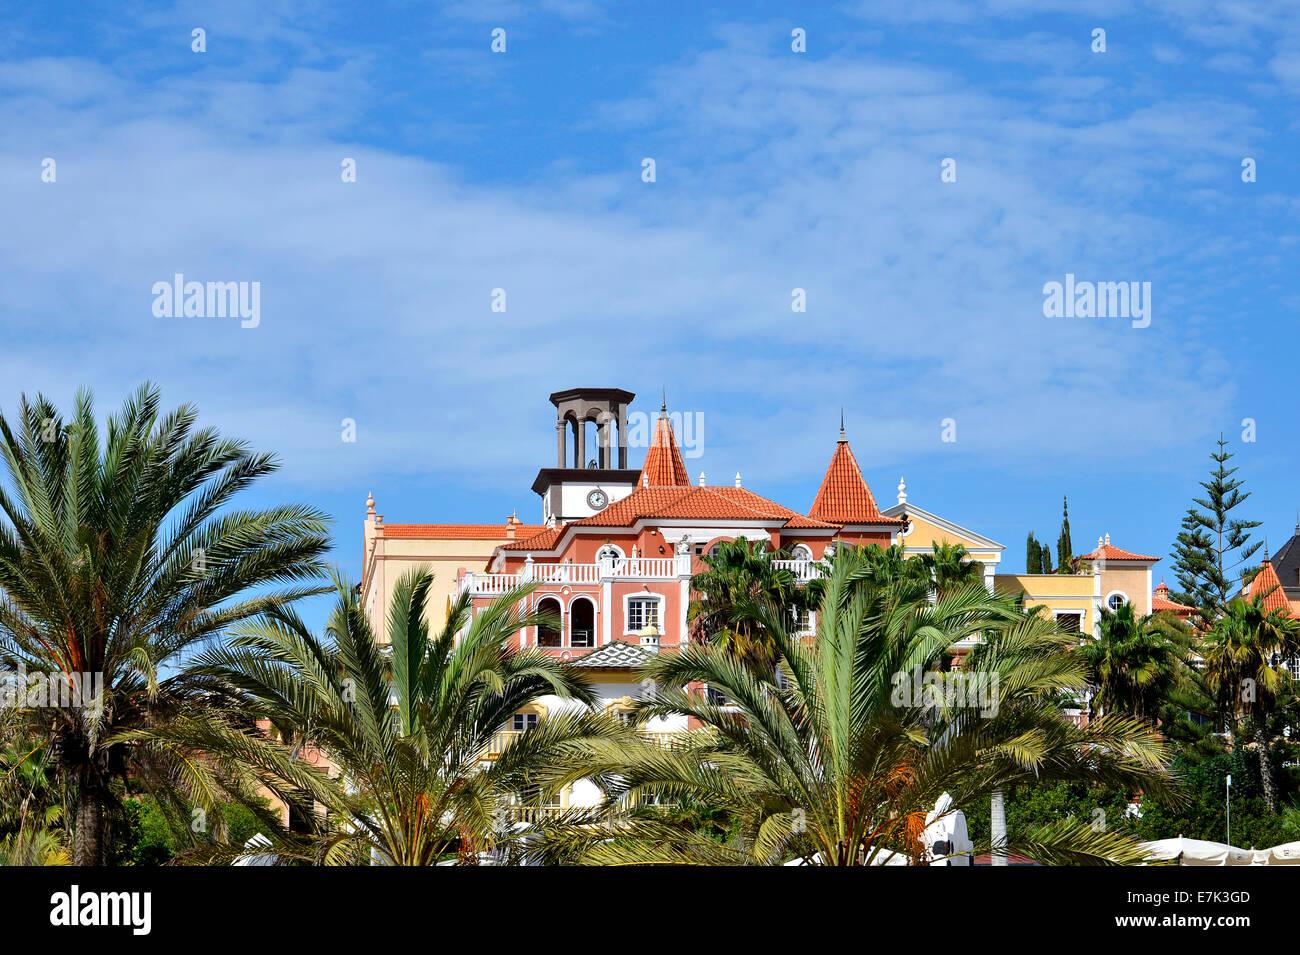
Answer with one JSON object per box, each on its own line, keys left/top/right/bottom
{"left": 536, "top": 597, "right": 562, "bottom": 648}
{"left": 791, "top": 543, "right": 813, "bottom": 562}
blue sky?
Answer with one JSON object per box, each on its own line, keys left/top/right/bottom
{"left": 3, "top": 0, "right": 1299, "bottom": 603}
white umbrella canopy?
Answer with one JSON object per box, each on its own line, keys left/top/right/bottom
{"left": 232, "top": 832, "right": 280, "bottom": 866}
{"left": 1252, "top": 841, "right": 1300, "bottom": 865}
{"left": 782, "top": 849, "right": 908, "bottom": 865}
{"left": 1140, "top": 836, "right": 1255, "bottom": 866}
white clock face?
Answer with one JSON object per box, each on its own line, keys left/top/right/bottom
{"left": 587, "top": 489, "right": 608, "bottom": 510}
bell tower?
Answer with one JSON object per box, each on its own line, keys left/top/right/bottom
{"left": 550, "top": 387, "right": 633, "bottom": 469}
{"left": 532, "top": 388, "right": 640, "bottom": 524}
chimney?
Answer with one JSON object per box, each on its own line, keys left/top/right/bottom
{"left": 506, "top": 513, "right": 518, "bottom": 539}
{"left": 698, "top": 471, "right": 707, "bottom": 487}
{"left": 734, "top": 472, "right": 742, "bottom": 488}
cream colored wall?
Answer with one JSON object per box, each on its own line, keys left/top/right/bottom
{"left": 899, "top": 513, "right": 993, "bottom": 556}
{"left": 896, "top": 513, "right": 1002, "bottom": 570}
{"left": 1097, "top": 566, "right": 1152, "bottom": 616}
{"left": 994, "top": 573, "right": 1099, "bottom": 636}
{"left": 361, "top": 531, "right": 508, "bottom": 644}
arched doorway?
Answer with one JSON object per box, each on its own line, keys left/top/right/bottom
{"left": 536, "top": 597, "right": 562, "bottom": 648}
{"left": 570, "top": 598, "right": 595, "bottom": 648}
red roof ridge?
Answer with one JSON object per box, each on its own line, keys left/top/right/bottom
{"left": 1080, "top": 542, "right": 1159, "bottom": 562}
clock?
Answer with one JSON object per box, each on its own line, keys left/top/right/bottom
{"left": 587, "top": 489, "right": 609, "bottom": 510}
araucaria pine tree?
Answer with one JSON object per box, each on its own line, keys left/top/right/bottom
{"left": 1170, "top": 436, "right": 1262, "bottom": 623}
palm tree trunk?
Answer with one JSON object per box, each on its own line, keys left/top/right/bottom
{"left": 1255, "top": 722, "right": 1278, "bottom": 813}
{"left": 991, "top": 789, "right": 1007, "bottom": 866}
{"left": 72, "top": 781, "right": 106, "bottom": 866}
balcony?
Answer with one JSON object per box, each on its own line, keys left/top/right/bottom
{"left": 771, "top": 559, "right": 827, "bottom": 581}
{"left": 460, "top": 556, "right": 690, "bottom": 597}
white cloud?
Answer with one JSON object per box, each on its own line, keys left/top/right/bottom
{"left": 0, "top": 17, "right": 1283, "bottom": 503}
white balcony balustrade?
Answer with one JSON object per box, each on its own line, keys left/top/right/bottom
{"left": 459, "top": 554, "right": 691, "bottom": 596}
{"left": 771, "top": 558, "right": 827, "bottom": 580}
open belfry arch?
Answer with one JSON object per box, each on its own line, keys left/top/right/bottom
{"left": 551, "top": 387, "right": 633, "bottom": 470}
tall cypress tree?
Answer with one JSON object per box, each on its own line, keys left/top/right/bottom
{"left": 1170, "top": 436, "right": 1262, "bottom": 621}
{"left": 1057, "top": 495, "right": 1073, "bottom": 572}
{"left": 1027, "top": 533, "right": 1042, "bottom": 574}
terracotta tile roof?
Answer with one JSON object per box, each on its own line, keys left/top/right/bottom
{"left": 808, "top": 439, "right": 903, "bottom": 526}
{"left": 1267, "top": 532, "right": 1300, "bottom": 590}
{"left": 576, "top": 485, "right": 840, "bottom": 529}
{"left": 1079, "top": 543, "right": 1159, "bottom": 562}
{"left": 381, "top": 522, "right": 546, "bottom": 540}
{"left": 500, "top": 526, "right": 565, "bottom": 551}
{"left": 640, "top": 414, "right": 690, "bottom": 487}
{"left": 1151, "top": 580, "right": 1195, "bottom": 613}
{"left": 499, "top": 485, "right": 838, "bottom": 550}
{"left": 1246, "top": 559, "right": 1293, "bottom": 617}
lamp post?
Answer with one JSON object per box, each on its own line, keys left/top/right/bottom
{"left": 1226, "top": 773, "right": 1232, "bottom": 845}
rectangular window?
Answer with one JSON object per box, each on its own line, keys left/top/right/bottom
{"left": 1055, "top": 613, "right": 1081, "bottom": 633}
{"left": 512, "top": 712, "right": 538, "bottom": 732}
{"left": 627, "top": 597, "right": 660, "bottom": 632}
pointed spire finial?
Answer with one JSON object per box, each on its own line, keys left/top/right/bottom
{"left": 366, "top": 491, "right": 375, "bottom": 517}
{"left": 1264, "top": 536, "right": 1270, "bottom": 562}
{"left": 734, "top": 472, "right": 742, "bottom": 488}
{"left": 661, "top": 387, "right": 667, "bottom": 414}
{"left": 897, "top": 476, "right": 907, "bottom": 505}
{"left": 698, "top": 471, "right": 706, "bottom": 487}
{"left": 839, "top": 407, "right": 846, "bottom": 442}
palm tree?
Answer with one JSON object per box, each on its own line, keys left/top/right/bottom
{"left": 1201, "top": 593, "right": 1300, "bottom": 810}
{"left": 687, "top": 538, "right": 820, "bottom": 669}
{"left": 0, "top": 385, "right": 331, "bottom": 864}
{"left": 545, "top": 545, "right": 1173, "bottom": 865}
{"left": 1078, "top": 602, "right": 1189, "bottom": 723}
{"left": 144, "top": 568, "right": 631, "bottom": 865}
{"left": 915, "top": 542, "right": 986, "bottom": 598}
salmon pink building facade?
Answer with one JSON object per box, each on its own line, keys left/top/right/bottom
{"left": 455, "top": 390, "right": 903, "bottom": 658}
